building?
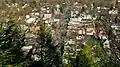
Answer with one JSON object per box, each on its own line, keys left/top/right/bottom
{"left": 111, "top": 24, "right": 120, "bottom": 40}
{"left": 115, "top": 0, "right": 120, "bottom": 14}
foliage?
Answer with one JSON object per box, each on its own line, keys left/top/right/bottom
{"left": 28, "top": 27, "right": 61, "bottom": 67}
{"left": 0, "top": 21, "right": 25, "bottom": 66}
{"left": 63, "top": 36, "right": 101, "bottom": 67}
{"left": 93, "top": 43, "right": 120, "bottom": 67}
{"left": 75, "top": 45, "right": 100, "bottom": 67}
{"left": 0, "top": 0, "right": 119, "bottom": 67}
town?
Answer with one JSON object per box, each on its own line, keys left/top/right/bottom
{"left": 0, "top": 0, "right": 120, "bottom": 67}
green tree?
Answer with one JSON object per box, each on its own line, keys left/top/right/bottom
{"left": 0, "top": 21, "right": 25, "bottom": 66}
{"left": 27, "top": 27, "right": 62, "bottom": 67}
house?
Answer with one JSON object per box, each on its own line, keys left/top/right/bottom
{"left": 43, "top": 14, "right": 52, "bottom": 20}
{"left": 81, "top": 14, "right": 92, "bottom": 20}
{"left": 95, "top": 26, "right": 105, "bottom": 39}
{"left": 67, "top": 39, "right": 76, "bottom": 44}
{"left": 78, "top": 29, "right": 86, "bottom": 35}
{"left": 53, "top": 19, "right": 60, "bottom": 22}
{"left": 31, "top": 26, "right": 40, "bottom": 31}
{"left": 53, "top": 6, "right": 62, "bottom": 16}
{"left": 115, "top": 0, "right": 120, "bottom": 13}
{"left": 25, "top": 17, "right": 36, "bottom": 24}
{"left": 109, "top": 9, "right": 118, "bottom": 14}
{"left": 70, "top": 14, "right": 92, "bottom": 22}
{"left": 71, "top": 11, "right": 79, "bottom": 18}
{"left": 86, "top": 27, "right": 95, "bottom": 35}
{"left": 31, "top": 25, "right": 48, "bottom": 32}
{"left": 115, "top": 35, "right": 120, "bottom": 40}
{"left": 70, "top": 18, "right": 80, "bottom": 22}
{"left": 111, "top": 24, "right": 120, "bottom": 35}
{"left": 25, "top": 15, "right": 30, "bottom": 19}
{"left": 20, "top": 24, "right": 29, "bottom": 31}
{"left": 76, "top": 36, "right": 84, "bottom": 40}
{"left": 69, "top": 21, "right": 80, "bottom": 25}
{"left": 103, "top": 39, "right": 110, "bottom": 48}
{"left": 100, "top": 9, "right": 109, "bottom": 16}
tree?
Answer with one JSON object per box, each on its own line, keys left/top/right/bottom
{"left": 0, "top": 21, "right": 25, "bottom": 66}
{"left": 27, "top": 26, "right": 62, "bottom": 67}
{"left": 63, "top": 43, "right": 100, "bottom": 67}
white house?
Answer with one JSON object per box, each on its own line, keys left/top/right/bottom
{"left": 109, "top": 10, "right": 118, "bottom": 14}
{"left": 25, "top": 18, "right": 36, "bottom": 24}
